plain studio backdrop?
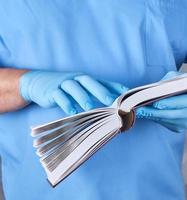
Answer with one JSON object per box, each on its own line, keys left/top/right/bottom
{"left": 0, "top": 65, "right": 186, "bottom": 200}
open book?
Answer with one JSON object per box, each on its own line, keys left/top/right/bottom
{"left": 31, "top": 74, "right": 187, "bottom": 187}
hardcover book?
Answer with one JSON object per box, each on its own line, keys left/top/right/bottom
{"left": 31, "top": 74, "right": 187, "bottom": 186}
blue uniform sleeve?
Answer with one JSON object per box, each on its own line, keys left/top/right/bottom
{"left": 0, "top": 36, "right": 7, "bottom": 56}
{"left": 0, "top": 35, "right": 10, "bottom": 67}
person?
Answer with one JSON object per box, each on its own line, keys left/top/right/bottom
{"left": 0, "top": 1, "right": 187, "bottom": 199}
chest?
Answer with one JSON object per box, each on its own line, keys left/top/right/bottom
{"left": 0, "top": 0, "right": 186, "bottom": 87}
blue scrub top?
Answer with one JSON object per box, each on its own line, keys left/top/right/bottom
{"left": 0, "top": 1, "right": 187, "bottom": 200}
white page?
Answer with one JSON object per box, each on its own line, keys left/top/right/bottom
{"left": 47, "top": 115, "right": 121, "bottom": 186}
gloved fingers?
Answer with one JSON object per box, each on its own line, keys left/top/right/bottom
{"left": 99, "top": 80, "right": 129, "bottom": 94}
{"left": 52, "top": 89, "right": 77, "bottom": 115}
{"left": 136, "top": 106, "right": 187, "bottom": 120}
{"left": 61, "top": 79, "right": 94, "bottom": 111}
{"left": 153, "top": 94, "right": 187, "bottom": 109}
{"left": 74, "top": 75, "right": 116, "bottom": 106}
{"left": 152, "top": 71, "right": 187, "bottom": 109}
{"left": 58, "top": 72, "right": 84, "bottom": 80}
{"left": 136, "top": 106, "right": 187, "bottom": 133}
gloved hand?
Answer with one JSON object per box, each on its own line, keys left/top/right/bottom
{"left": 20, "top": 71, "right": 128, "bottom": 115}
{"left": 136, "top": 71, "right": 187, "bottom": 133}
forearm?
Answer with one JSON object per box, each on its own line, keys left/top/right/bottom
{"left": 0, "top": 68, "right": 29, "bottom": 113}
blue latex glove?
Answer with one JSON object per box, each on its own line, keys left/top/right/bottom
{"left": 20, "top": 71, "right": 128, "bottom": 115}
{"left": 137, "top": 71, "right": 187, "bottom": 133}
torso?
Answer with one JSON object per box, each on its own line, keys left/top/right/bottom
{"left": 0, "top": 1, "right": 187, "bottom": 200}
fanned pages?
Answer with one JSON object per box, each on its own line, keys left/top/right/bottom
{"left": 31, "top": 74, "right": 187, "bottom": 186}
